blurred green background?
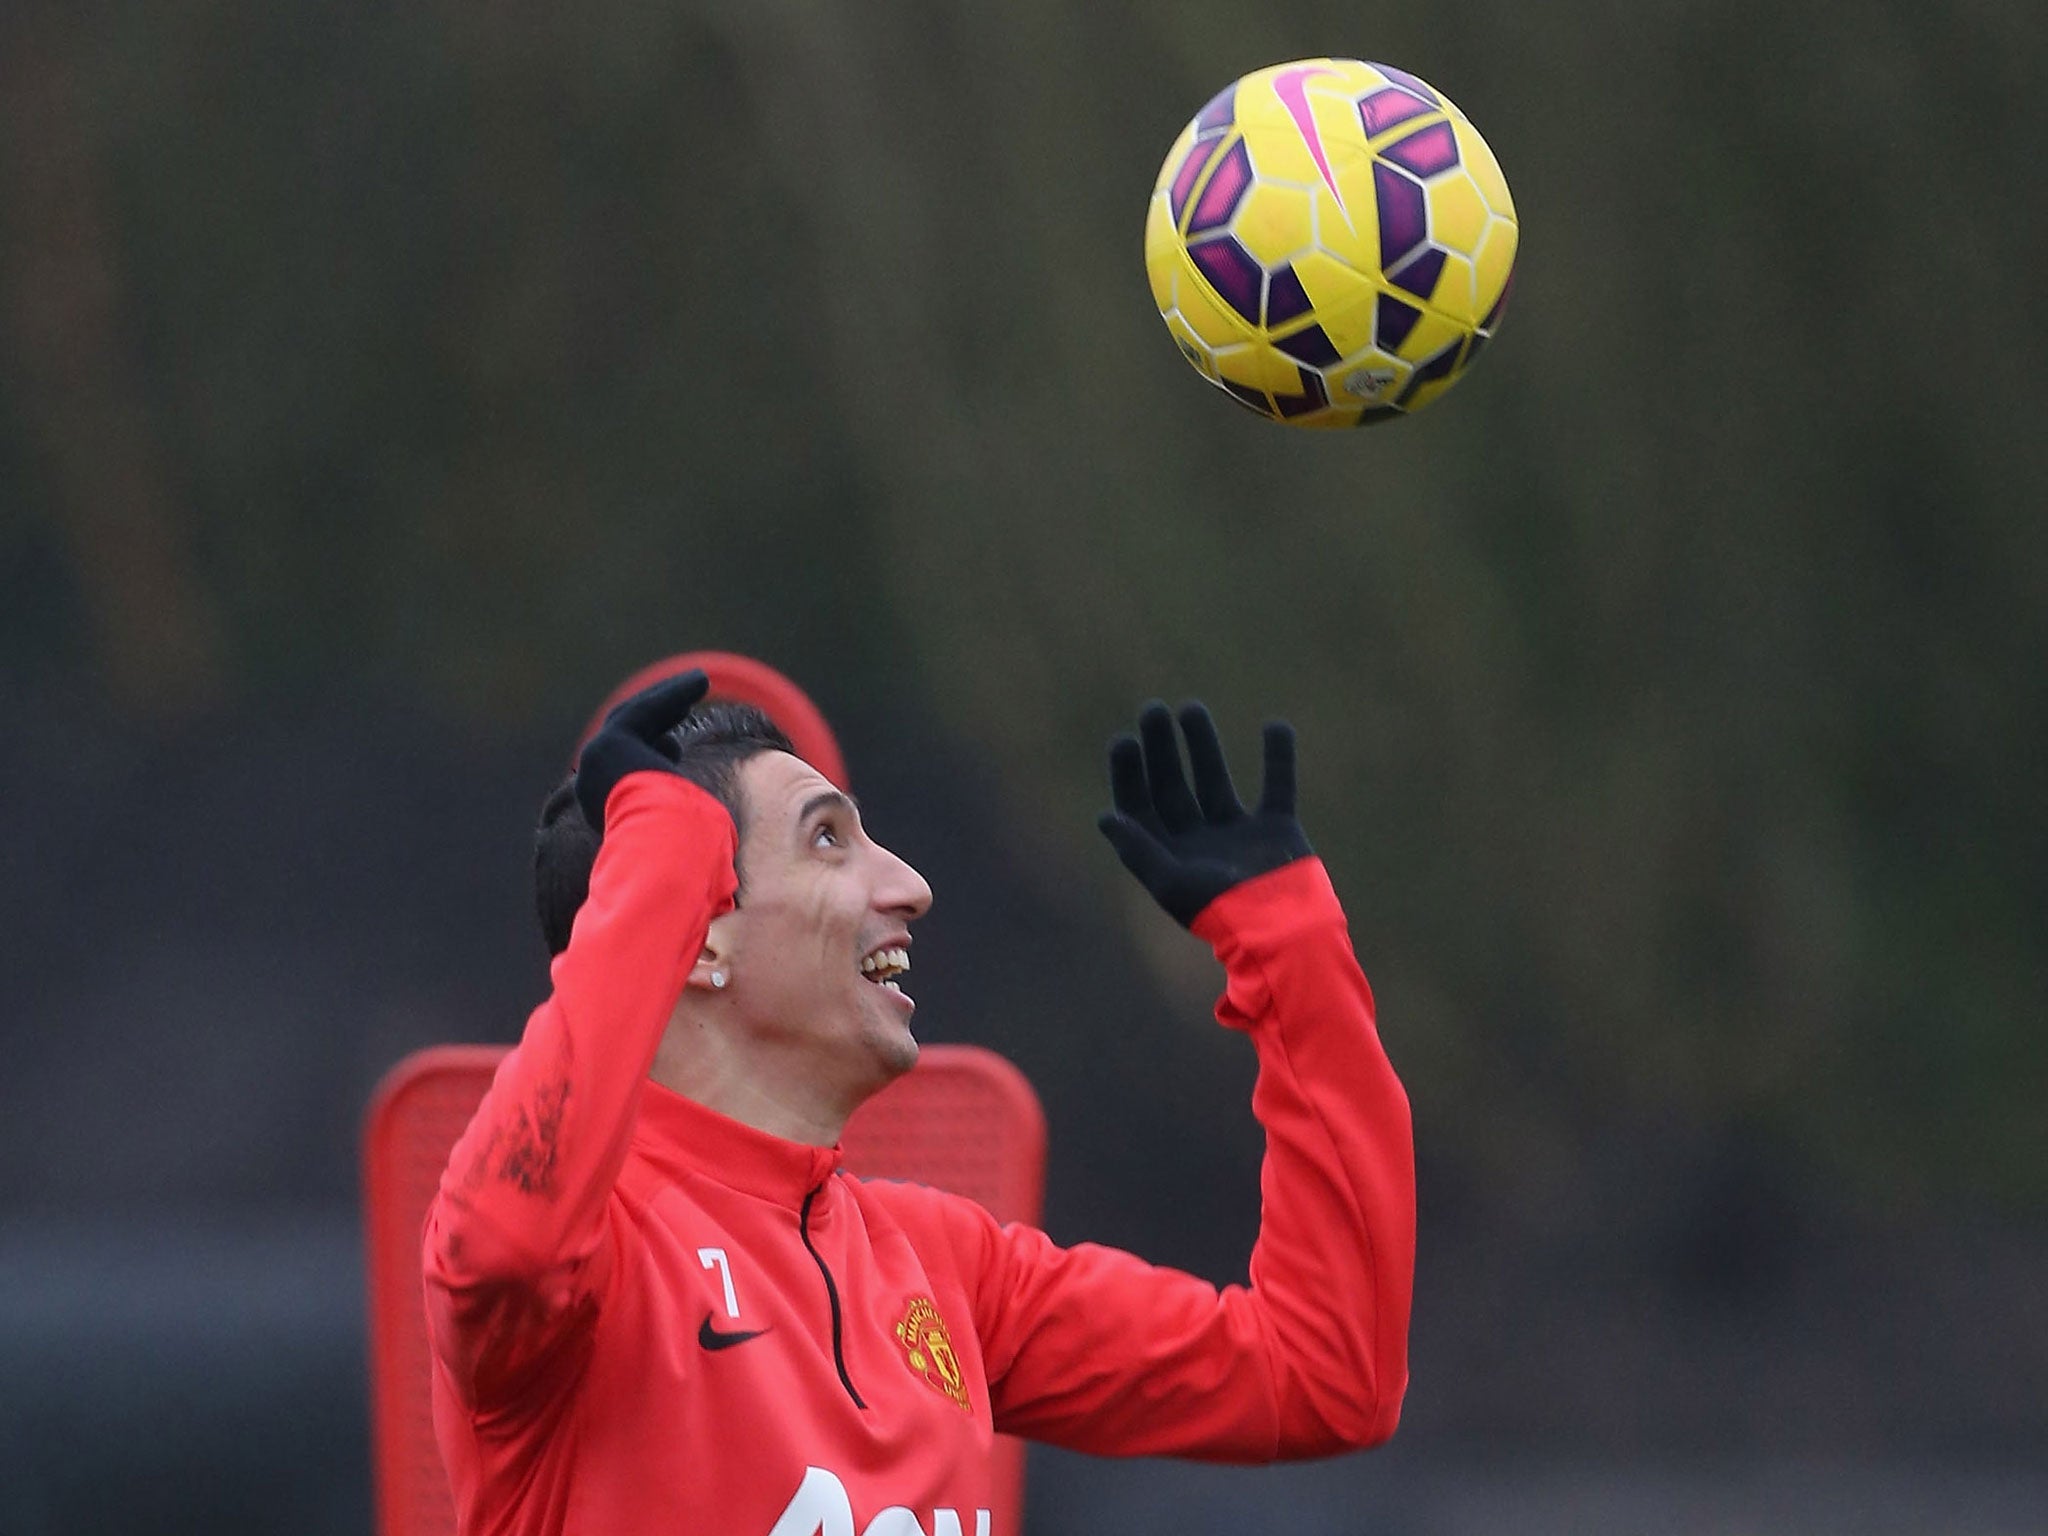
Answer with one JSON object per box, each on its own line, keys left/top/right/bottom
{"left": 3, "top": 1, "right": 2043, "bottom": 1531}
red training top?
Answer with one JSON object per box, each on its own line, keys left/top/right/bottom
{"left": 425, "top": 772, "right": 1414, "bottom": 1536}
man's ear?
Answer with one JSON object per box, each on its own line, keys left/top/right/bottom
{"left": 684, "top": 911, "right": 735, "bottom": 993}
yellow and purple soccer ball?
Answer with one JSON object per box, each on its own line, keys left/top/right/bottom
{"left": 1145, "top": 58, "right": 1518, "bottom": 427}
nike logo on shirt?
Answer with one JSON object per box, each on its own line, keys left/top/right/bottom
{"left": 699, "top": 1315, "right": 770, "bottom": 1351}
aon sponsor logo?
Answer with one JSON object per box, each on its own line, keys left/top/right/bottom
{"left": 767, "top": 1466, "right": 991, "bottom": 1536}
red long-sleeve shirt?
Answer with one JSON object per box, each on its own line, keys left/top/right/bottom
{"left": 425, "top": 772, "right": 1414, "bottom": 1536}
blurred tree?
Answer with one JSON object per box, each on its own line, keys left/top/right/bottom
{"left": 0, "top": 6, "right": 223, "bottom": 712}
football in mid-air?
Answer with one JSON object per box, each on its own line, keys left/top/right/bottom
{"left": 1146, "top": 58, "right": 1518, "bottom": 427}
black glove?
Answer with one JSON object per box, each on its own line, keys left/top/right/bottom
{"left": 572, "top": 670, "right": 710, "bottom": 835}
{"left": 1097, "top": 700, "right": 1313, "bottom": 928}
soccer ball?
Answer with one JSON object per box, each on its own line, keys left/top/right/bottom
{"left": 1145, "top": 58, "right": 1518, "bottom": 427}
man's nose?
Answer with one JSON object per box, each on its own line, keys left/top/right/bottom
{"left": 877, "top": 845, "right": 933, "bottom": 919}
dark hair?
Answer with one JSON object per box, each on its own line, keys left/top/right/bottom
{"left": 533, "top": 701, "right": 796, "bottom": 957}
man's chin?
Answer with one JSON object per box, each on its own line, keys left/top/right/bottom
{"left": 874, "top": 1026, "right": 920, "bottom": 1081}
{"left": 858, "top": 985, "right": 920, "bottom": 1076}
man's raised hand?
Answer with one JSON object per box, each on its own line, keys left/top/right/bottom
{"left": 573, "top": 670, "right": 711, "bottom": 836}
{"left": 1097, "top": 700, "right": 1312, "bottom": 929}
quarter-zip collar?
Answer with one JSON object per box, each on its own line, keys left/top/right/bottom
{"left": 633, "top": 1078, "right": 843, "bottom": 1209}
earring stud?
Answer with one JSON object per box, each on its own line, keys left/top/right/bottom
{"left": 710, "top": 971, "right": 728, "bottom": 989}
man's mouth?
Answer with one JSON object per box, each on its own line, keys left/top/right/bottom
{"left": 858, "top": 945, "right": 910, "bottom": 993}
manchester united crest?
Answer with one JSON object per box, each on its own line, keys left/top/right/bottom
{"left": 893, "top": 1296, "right": 970, "bottom": 1412}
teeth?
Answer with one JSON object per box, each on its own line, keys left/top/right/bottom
{"left": 859, "top": 946, "right": 910, "bottom": 980}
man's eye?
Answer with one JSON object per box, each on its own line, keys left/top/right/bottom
{"left": 812, "top": 823, "right": 841, "bottom": 849}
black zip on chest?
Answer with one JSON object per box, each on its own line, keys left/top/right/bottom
{"left": 799, "top": 1183, "right": 867, "bottom": 1410}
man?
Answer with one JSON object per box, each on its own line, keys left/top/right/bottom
{"left": 425, "top": 672, "right": 1415, "bottom": 1535}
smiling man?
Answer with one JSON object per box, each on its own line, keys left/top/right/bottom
{"left": 424, "top": 671, "right": 1416, "bottom": 1536}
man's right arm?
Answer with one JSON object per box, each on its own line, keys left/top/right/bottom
{"left": 422, "top": 773, "right": 737, "bottom": 1407}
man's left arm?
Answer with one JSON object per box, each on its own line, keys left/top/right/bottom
{"left": 953, "top": 702, "right": 1414, "bottom": 1460}
{"left": 1196, "top": 854, "right": 1413, "bottom": 1450}
{"left": 957, "top": 855, "right": 1411, "bottom": 1460}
